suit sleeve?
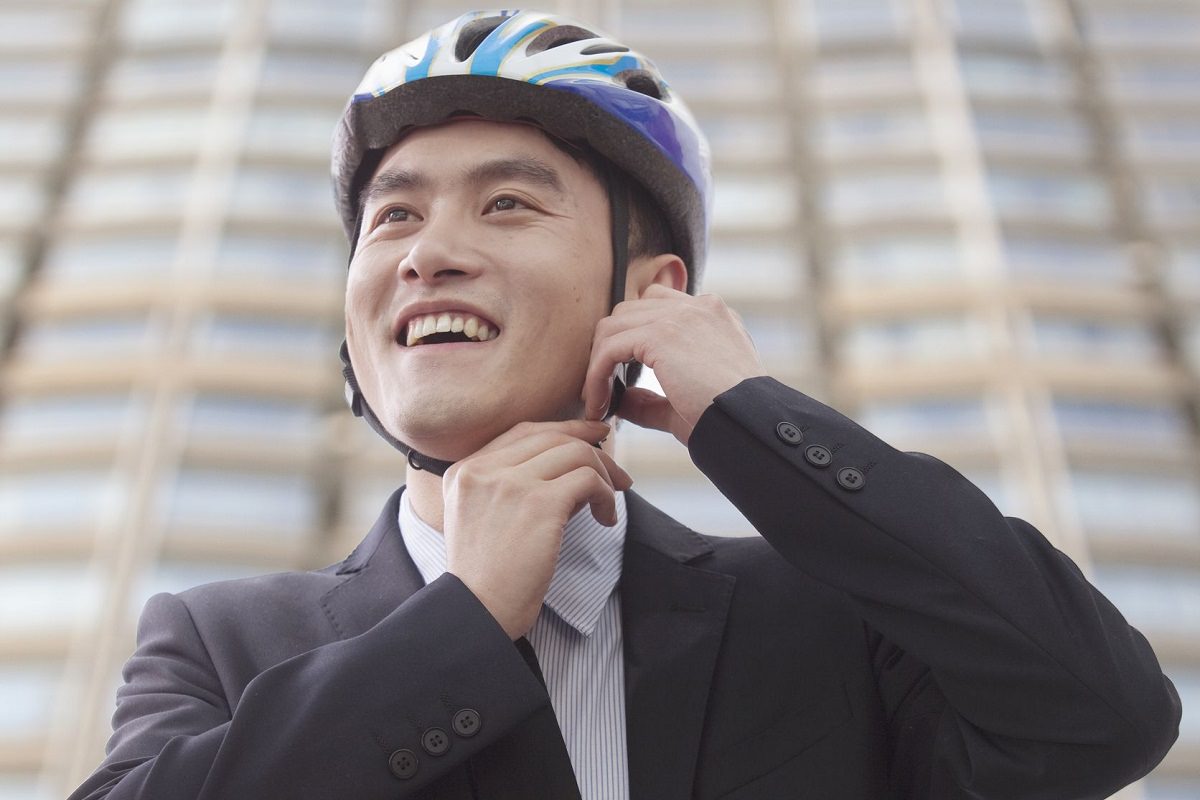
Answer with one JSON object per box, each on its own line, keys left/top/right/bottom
{"left": 67, "top": 574, "right": 549, "bottom": 800}
{"left": 688, "top": 376, "right": 1181, "bottom": 799}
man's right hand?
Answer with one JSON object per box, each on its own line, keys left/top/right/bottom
{"left": 443, "top": 419, "right": 632, "bottom": 640}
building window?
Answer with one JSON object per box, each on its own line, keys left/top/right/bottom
{"left": 105, "top": 52, "right": 219, "bottom": 102}
{"left": 810, "top": 0, "right": 909, "bottom": 42}
{"left": 1103, "top": 57, "right": 1200, "bottom": 102}
{"left": 259, "top": 49, "right": 370, "bottom": 96}
{"left": 832, "top": 232, "right": 962, "bottom": 285}
{"left": 232, "top": 167, "right": 332, "bottom": 221}
{"left": 1089, "top": 565, "right": 1200, "bottom": 634}
{"left": 1051, "top": 397, "right": 1190, "bottom": 447}
{"left": 190, "top": 312, "right": 337, "bottom": 362}
{"left": 0, "top": 392, "right": 143, "bottom": 447}
{"left": 1068, "top": 469, "right": 1200, "bottom": 536}
{"left": 42, "top": 233, "right": 178, "bottom": 282}
{"left": 0, "top": 563, "right": 103, "bottom": 631}
{"left": 0, "top": 662, "right": 60, "bottom": 737}
{"left": 1082, "top": 5, "right": 1200, "bottom": 47}
{"left": 958, "top": 53, "right": 1071, "bottom": 100}
{"left": 1124, "top": 116, "right": 1200, "bottom": 163}
{"left": 696, "top": 112, "right": 790, "bottom": 166}
{"left": 949, "top": 0, "right": 1039, "bottom": 42}
{"left": 712, "top": 174, "right": 798, "bottom": 230}
{"left": 215, "top": 230, "right": 345, "bottom": 284}
{"left": 17, "top": 314, "right": 159, "bottom": 360}
{"left": 245, "top": 106, "right": 341, "bottom": 159}
{"left": 1002, "top": 234, "right": 1130, "bottom": 286}
{"left": 266, "top": 0, "right": 382, "bottom": 45}
{"left": 972, "top": 107, "right": 1090, "bottom": 157}
{"left": 118, "top": 0, "right": 236, "bottom": 45}
{"left": 813, "top": 53, "right": 918, "bottom": 99}
{"left": 0, "top": 57, "right": 81, "bottom": 105}
{"left": 840, "top": 315, "right": 989, "bottom": 363}
{"left": 816, "top": 105, "right": 930, "bottom": 159}
{"left": 1142, "top": 176, "right": 1200, "bottom": 226}
{"left": 0, "top": 113, "right": 65, "bottom": 166}
{"left": 825, "top": 168, "right": 945, "bottom": 224}
{"left": 85, "top": 106, "right": 209, "bottom": 162}
{"left": 855, "top": 396, "right": 993, "bottom": 444}
{"left": 161, "top": 468, "right": 319, "bottom": 535}
{"left": 180, "top": 393, "right": 323, "bottom": 446}
{"left": 1026, "top": 315, "right": 1164, "bottom": 362}
{"left": 0, "top": 177, "right": 47, "bottom": 231}
{"left": 704, "top": 238, "right": 803, "bottom": 298}
{"left": 0, "top": 469, "right": 125, "bottom": 532}
{"left": 65, "top": 168, "right": 192, "bottom": 225}
{"left": 986, "top": 169, "right": 1109, "bottom": 224}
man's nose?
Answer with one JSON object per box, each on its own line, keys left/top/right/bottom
{"left": 400, "top": 212, "right": 477, "bottom": 284}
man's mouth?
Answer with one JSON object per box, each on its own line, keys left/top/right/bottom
{"left": 402, "top": 312, "right": 500, "bottom": 347}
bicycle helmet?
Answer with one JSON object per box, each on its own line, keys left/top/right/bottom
{"left": 333, "top": 9, "right": 712, "bottom": 474}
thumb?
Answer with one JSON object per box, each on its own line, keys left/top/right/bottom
{"left": 617, "top": 387, "right": 693, "bottom": 446}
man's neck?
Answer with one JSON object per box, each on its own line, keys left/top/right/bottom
{"left": 405, "top": 465, "right": 447, "bottom": 530}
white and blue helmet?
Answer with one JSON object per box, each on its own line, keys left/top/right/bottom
{"left": 332, "top": 8, "right": 712, "bottom": 287}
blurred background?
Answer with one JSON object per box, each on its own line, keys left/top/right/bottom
{"left": 0, "top": 0, "right": 1197, "bottom": 797}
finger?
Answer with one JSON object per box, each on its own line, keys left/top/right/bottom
{"left": 521, "top": 439, "right": 629, "bottom": 493}
{"left": 470, "top": 420, "right": 611, "bottom": 465}
{"left": 582, "top": 328, "right": 652, "bottom": 421}
{"left": 617, "top": 387, "right": 693, "bottom": 445}
{"left": 555, "top": 466, "right": 618, "bottom": 527}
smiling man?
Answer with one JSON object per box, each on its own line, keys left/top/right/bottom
{"left": 70, "top": 10, "right": 1180, "bottom": 800}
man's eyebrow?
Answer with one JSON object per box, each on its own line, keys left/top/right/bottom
{"left": 360, "top": 169, "right": 426, "bottom": 207}
{"left": 463, "top": 157, "right": 565, "bottom": 193}
{"left": 360, "top": 156, "right": 565, "bottom": 209}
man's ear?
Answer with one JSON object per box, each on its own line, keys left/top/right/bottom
{"left": 625, "top": 253, "right": 687, "bottom": 300}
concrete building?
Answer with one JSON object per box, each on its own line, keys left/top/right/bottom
{"left": 0, "top": 0, "right": 1194, "bottom": 797}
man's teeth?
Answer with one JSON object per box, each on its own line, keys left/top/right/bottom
{"left": 405, "top": 313, "right": 498, "bottom": 346}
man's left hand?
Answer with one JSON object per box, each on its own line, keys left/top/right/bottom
{"left": 582, "top": 284, "right": 765, "bottom": 445}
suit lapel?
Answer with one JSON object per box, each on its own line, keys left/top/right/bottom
{"left": 320, "top": 488, "right": 426, "bottom": 640}
{"left": 622, "top": 492, "right": 736, "bottom": 800}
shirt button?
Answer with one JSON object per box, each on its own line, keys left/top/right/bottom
{"left": 837, "top": 467, "right": 866, "bottom": 491}
{"left": 452, "top": 709, "right": 482, "bottom": 738}
{"left": 422, "top": 727, "right": 451, "bottom": 756}
{"left": 389, "top": 749, "right": 419, "bottom": 779}
{"left": 775, "top": 421, "right": 803, "bottom": 446}
{"left": 804, "top": 445, "right": 832, "bottom": 468}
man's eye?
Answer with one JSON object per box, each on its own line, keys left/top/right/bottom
{"left": 490, "top": 197, "right": 524, "bottom": 212}
{"left": 381, "top": 207, "right": 411, "bottom": 224}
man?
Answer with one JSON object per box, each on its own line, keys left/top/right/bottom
{"left": 71, "top": 10, "right": 1180, "bottom": 800}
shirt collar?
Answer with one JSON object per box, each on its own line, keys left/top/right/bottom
{"left": 398, "top": 489, "right": 626, "bottom": 638}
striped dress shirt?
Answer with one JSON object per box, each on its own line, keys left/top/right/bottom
{"left": 399, "top": 489, "right": 630, "bottom": 799}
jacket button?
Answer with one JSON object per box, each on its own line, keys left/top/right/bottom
{"left": 452, "top": 709, "right": 482, "bottom": 738}
{"left": 837, "top": 467, "right": 866, "bottom": 491}
{"left": 775, "top": 421, "right": 803, "bottom": 445}
{"left": 389, "top": 749, "right": 419, "bottom": 779}
{"left": 804, "top": 445, "right": 832, "bottom": 468}
{"left": 422, "top": 727, "right": 451, "bottom": 756}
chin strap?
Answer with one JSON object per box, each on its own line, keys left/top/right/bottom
{"left": 340, "top": 162, "right": 634, "bottom": 477}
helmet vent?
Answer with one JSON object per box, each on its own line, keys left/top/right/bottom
{"left": 581, "top": 43, "right": 630, "bottom": 55}
{"left": 526, "top": 24, "right": 598, "bottom": 55}
{"left": 455, "top": 16, "right": 507, "bottom": 61}
{"left": 619, "top": 69, "right": 665, "bottom": 100}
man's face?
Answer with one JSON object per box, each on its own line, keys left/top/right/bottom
{"left": 345, "top": 119, "right": 613, "bottom": 461}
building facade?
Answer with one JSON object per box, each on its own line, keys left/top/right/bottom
{"left": 0, "top": 0, "right": 1195, "bottom": 797}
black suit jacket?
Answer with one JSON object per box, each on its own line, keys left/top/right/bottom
{"left": 70, "top": 378, "right": 1180, "bottom": 799}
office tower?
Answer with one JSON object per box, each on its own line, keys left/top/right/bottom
{"left": 0, "top": 1, "right": 1194, "bottom": 797}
